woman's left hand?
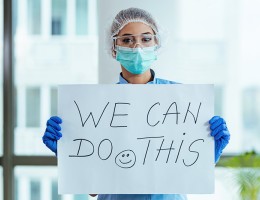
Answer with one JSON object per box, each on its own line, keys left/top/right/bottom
{"left": 209, "top": 116, "right": 230, "bottom": 163}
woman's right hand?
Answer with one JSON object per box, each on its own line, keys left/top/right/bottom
{"left": 42, "top": 116, "right": 63, "bottom": 154}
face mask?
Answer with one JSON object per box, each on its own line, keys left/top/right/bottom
{"left": 115, "top": 45, "right": 158, "bottom": 75}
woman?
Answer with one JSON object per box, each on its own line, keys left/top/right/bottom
{"left": 42, "top": 7, "right": 230, "bottom": 200}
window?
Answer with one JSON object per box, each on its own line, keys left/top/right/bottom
{"left": 74, "top": 194, "right": 89, "bottom": 200}
{"left": 51, "top": 0, "right": 67, "bottom": 35}
{"left": 243, "top": 87, "right": 260, "bottom": 131}
{"left": 27, "top": 0, "right": 41, "bottom": 35}
{"left": 76, "top": 0, "right": 88, "bottom": 35}
{"left": 26, "top": 87, "right": 41, "bottom": 127}
{"left": 51, "top": 181, "right": 61, "bottom": 200}
{"left": 50, "top": 88, "right": 58, "bottom": 116}
{"left": 30, "top": 179, "right": 41, "bottom": 200}
{"left": 214, "top": 86, "right": 223, "bottom": 116}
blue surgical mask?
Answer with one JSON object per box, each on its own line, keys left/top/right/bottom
{"left": 115, "top": 45, "right": 158, "bottom": 75}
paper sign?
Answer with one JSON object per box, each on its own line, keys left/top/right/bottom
{"left": 58, "top": 84, "right": 214, "bottom": 194}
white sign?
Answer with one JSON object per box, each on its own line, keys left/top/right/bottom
{"left": 58, "top": 84, "right": 214, "bottom": 194}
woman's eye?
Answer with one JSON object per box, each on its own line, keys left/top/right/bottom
{"left": 122, "top": 38, "right": 132, "bottom": 44}
{"left": 142, "top": 37, "right": 152, "bottom": 43}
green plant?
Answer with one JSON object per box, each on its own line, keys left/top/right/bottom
{"left": 218, "top": 150, "right": 260, "bottom": 200}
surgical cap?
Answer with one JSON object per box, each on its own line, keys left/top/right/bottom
{"left": 110, "top": 7, "right": 159, "bottom": 37}
{"left": 109, "top": 8, "right": 161, "bottom": 57}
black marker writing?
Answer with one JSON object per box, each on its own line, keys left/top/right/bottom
{"left": 74, "top": 100, "right": 109, "bottom": 128}
{"left": 69, "top": 139, "right": 94, "bottom": 157}
{"left": 183, "top": 102, "right": 202, "bottom": 124}
{"left": 156, "top": 139, "right": 175, "bottom": 163}
{"left": 110, "top": 102, "right": 130, "bottom": 128}
{"left": 175, "top": 133, "right": 186, "bottom": 163}
{"left": 147, "top": 102, "right": 160, "bottom": 127}
{"left": 183, "top": 139, "right": 204, "bottom": 167}
{"left": 98, "top": 139, "right": 113, "bottom": 160}
{"left": 137, "top": 136, "right": 164, "bottom": 165}
{"left": 162, "top": 102, "right": 180, "bottom": 125}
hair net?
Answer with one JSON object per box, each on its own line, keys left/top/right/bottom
{"left": 111, "top": 7, "right": 159, "bottom": 37}
{"left": 107, "top": 7, "right": 163, "bottom": 57}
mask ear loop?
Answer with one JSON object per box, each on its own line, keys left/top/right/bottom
{"left": 112, "top": 37, "right": 117, "bottom": 58}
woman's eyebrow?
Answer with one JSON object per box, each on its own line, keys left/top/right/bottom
{"left": 121, "top": 32, "right": 153, "bottom": 36}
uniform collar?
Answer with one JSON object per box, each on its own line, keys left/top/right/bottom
{"left": 118, "top": 69, "right": 156, "bottom": 84}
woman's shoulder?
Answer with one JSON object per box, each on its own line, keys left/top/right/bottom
{"left": 155, "top": 77, "right": 180, "bottom": 84}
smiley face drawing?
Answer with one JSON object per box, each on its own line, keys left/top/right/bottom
{"left": 115, "top": 150, "right": 136, "bottom": 168}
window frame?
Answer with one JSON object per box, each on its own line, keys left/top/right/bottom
{"left": 2, "top": 0, "right": 57, "bottom": 200}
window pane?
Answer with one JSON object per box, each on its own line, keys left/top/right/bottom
{"left": 26, "top": 87, "right": 41, "bottom": 127}
{"left": 52, "top": 0, "right": 67, "bottom": 35}
{"left": 14, "top": 0, "right": 98, "bottom": 155}
{"left": 76, "top": 0, "right": 88, "bottom": 35}
{"left": 15, "top": 167, "right": 90, "bottom": 200}
{"left": 28, "top": 0, "right": 41, "bottom": 34}
{"left": 30, "top": 179, "right": 41, "bottom": 200}
{"left": 214, "top": 86, "right": 223, "bottom": 116}
{"left": 242, "top": 87, "right": 260, "bottom": 151}
{"left": 50, "top": 87, "right": 58, "bottom": 116}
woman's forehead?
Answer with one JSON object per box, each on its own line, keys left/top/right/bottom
{"left": 118, "top": 22, "right": 154, "bottom": 36}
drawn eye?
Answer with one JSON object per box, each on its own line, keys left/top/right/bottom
{"left": 127, "top": 154, "right": 129, "bottom": 157}
{"left": 122, "top": 154, "right": 125, "bottom": 157}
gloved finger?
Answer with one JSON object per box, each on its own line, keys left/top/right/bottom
{"left": 210, "top": 117, "right": 226, "bottom": 130}
{"left": 214, "top": 129, "right": 229, "bottom": 141}
{"left": 43, "top": 140, "right": 57, "bottom": 153}
{"left": 211, "top": 123, "right": 227, "bottom": 137}
{"left": 43, "top": 131, "right": 61, "bottom": 141}
{"left": 209, "top": 116, "right": 220, "bottom": 124}
{"left": 50, "top": 116, "right": 62, "bottom": 124}
{"left": 46, "top": 126, "right": 62, "bottom": 137}
{"left": 216, "top": 137, "right": 229, "bottom": 150}
{"left": 222, "top": 131, "right": 231, "bottom": 141}
{"left": 47, "top": 118, "right": 61, "bottom": 131}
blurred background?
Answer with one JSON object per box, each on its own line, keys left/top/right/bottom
{"left": 1, "top": 0, "right": 260, "bottom": 199}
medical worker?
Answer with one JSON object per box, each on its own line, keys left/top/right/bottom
{"left": 42, "top": 7, "right": 230, "bottom": 200}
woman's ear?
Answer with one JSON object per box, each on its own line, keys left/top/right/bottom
{"left": 112, "top": 50, "right": 116, "bottom": 58}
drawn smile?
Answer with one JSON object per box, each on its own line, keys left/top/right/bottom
{"left": 115, "top": 149, "right": 136, "bottom": 168}
{"left": 119, "top": 159, "right": 132, "bottom": 164}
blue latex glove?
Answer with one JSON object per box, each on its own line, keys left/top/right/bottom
{"left": 42, "top": 116, "right": 63, "bottom": 155}
{"left": 209, "top": 116, "right": 230, "bottom": 163}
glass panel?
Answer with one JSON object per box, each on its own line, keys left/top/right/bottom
{"left": 50, "top": 87, "right": 58, "bottom": 116}
{"left": 214, "top": 86, "right": 223, "bottom": 116}
{"left": 0, "top": 0, "right": 3, "bottom": 156}
{"left": 76, "top": 0, "right": 88, "bottom": 35}
{"left": 30, "top": 179, "right": 41, "bottom": 199}
{"left": 15, "top": 167, "right": 91, "bottom": 200}
{"left": 27, "top": 0, "right": 41, "bottom": 34}
{"left": 242, "top": 87, "right": 260, "bottom": 151}
{"left": 14, "top": 0, "right": 98, "bottom": 155}
{"left": 52, "top": 0, "right": 67, "bottom": 35}
{"left": 26, "top": 87, "right": 41, "bottom": 127}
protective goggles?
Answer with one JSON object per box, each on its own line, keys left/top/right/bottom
{"left": 112, "top": 33, "right": 160, "bottom": 49}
